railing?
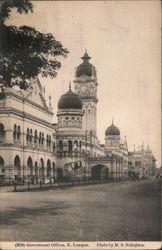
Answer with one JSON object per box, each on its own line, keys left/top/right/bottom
{"left": 13, "top": 176, "right": 125, "bottom": 192}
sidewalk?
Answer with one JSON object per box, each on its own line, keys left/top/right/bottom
{"left": 0, "top": 185, "right": 13, "bottom": 193}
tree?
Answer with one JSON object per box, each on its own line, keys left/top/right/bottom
{"left": 0, "top": 0, "right": 69, "bottom": 90}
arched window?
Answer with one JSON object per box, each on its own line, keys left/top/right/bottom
{"left": 68, "top": 140, "right": 72, "bottom": 153}
{"left": 29, "top": 129, "right": 32, "bottom": 143}
{"left": 48, "top": 135, "right": 51, "bottom": 149}
{"left": 14, "top": 155, "right": 21, "bottom": 177}
{"left": 0, "top": 156, "right": 4, "bottom": 174}
{"left": 39, "top": 132, "right": 41, "bottom": 144}
{"left": 74, "top": 140, "right": 78, "bottom": 150}
{"left": 47, "top": 159, "right": 51, "bottom": 177}
{"left": 34, "top": 130, "right": 37, "bottom": 144}
{"left": 40, "top": 158, "right": 44, "bottom": 177}
{"left": 52, "top": 162, "right": 55, "bottom": 175}
{"left": 27, "top": 157, "right": 33, "bottom": 176}
{"left": 46, "top": 135, "right": 49, "bottom": 147}
{"left": 79, "top": 141, "right": 82, "bottom": 151}
{"left": 13, "top": 124, "right": 17, "bottom": 142}
{"left": 53, "top": 142, "right": 55, "bottom": 152}
{"left": 26, "top": 128, "right": 29, "bottom": 142}
{"left": 59, "top": 140, "right": 63, "bottom": 152}
{"left": 0, "top": 123, "right": 5, "bottom": 143}
{"left": 89, "top": 109, "right": 91, "bottom": 115}
{"left": 17, "top": 126, "right": 21, "bottom": 141}
{"left": 35, "top": 161, "right": 38, "bottom": 177}
{"left": 57, "top": 168, "right": 63, "bottom": 181}
{"left": 41, "top": 133, "right": 44, "bottom": 145}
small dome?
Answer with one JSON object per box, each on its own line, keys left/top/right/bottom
{"left": 105, "top": 121, "right": 120, "bottom": 136}
{"left": 76, "top": 51, "right": 93, "bottom": 77}
{"left": 58, "top": 85, "right": 82, "bottom": 110}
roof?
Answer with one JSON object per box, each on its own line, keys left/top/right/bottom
{"left": 105, "top": 121, "right": 120, "bottom": 136}
{"left": 58, "top": 85, "right": 82, "bottom": 110}
{"left": 76, "top": 51, "right": 93, "bottom": 77}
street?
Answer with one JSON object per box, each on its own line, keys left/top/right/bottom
{"left": 0, "top": 180, "right": 161, "bottom": 241}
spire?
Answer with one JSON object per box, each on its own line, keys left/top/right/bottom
{"left": 112, "top": 119, "right": 114, "bottom": 125}
{"left": 81, "top": 50, "right": 91, "bottom": 61}
{"left": 49, "top": 93, "right": 52, "bottom": 111}
{"left": 69, "top": 81, "right": 71, "bottom": 91}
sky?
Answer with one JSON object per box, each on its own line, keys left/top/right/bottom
{"left": 8, "top": 0, "right": 161, "bottom": 166}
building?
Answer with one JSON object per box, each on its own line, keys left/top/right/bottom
{"left": 0, "top": 51, "right": 156, "bottom": 185}
{"left": 128, "top": 144, "right": 157, "bottom": 178}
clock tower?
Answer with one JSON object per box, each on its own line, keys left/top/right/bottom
{"left": 74, "top": 51, "right": 98, "bottom": 136}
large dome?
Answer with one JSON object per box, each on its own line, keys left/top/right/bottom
{"left": 58, "top": 86, "right": 82, "bottom": 110}
{"left": 105, "top": 122, "right": 120, "bottom": 136}
{"left": 76, "top": 51, "right": 93, "bottom": 77}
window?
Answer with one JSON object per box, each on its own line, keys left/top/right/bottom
{"left": 29, "top": 129, "right": 32, "bottom": 142}
{"left": 14, "top": 155, "right": 21, "bottom": 177}
{"left": 17, "top": 126, "right": 21, "bottom": 141}
{"left": 53, "top": 142, "right": 55, "bottom": 152}
{"left": 49, "top": 135, "right": 51, "bottom": 146}
{"left": 0, "top": 123, "right": 5, "bottom": 143}
{"left": 46, "top": 135, "right": 49, "bottom": 147}
{"left": 39, "top": 132, "right": 41, "bottom": 144}
{"left": 47, "top": 160, "right": 51, "bottom": 177}
{"left": 68, "top": 140, "right": 72, "bottom": 153}
{"left": 34, "top": 130, "right": 37, "bottom": 144}
{"left": 13, "top": 124, "right": 17, "bottom": 141}
{"left": 52, "top": 162, "right": 55, "bottom": 175}
{"left": 59, "top": 141, "right": 63, "bottom": 152}
{"left": 41, "top": 133, "right": 44, "bottom": 145}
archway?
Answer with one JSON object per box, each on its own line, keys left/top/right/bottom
{"left": 52, "top": 162, "right": 55, "bottom": 176}
{"left": 35, "top": 161, "right": 38, "bottom": 177}
{"left": 57, "top": 168, "right": 63, "bottom": 181}
{"left": 14, "top": 155, "right": 21, "bottom": 179}
{"left": 47, "top": 159, "right": 51, "bottom": 177}
{"left": 40, "top": 158, "right": 44, "bottom": 177}
{"left": 91, "top": 165, "right": 109, "bottom": 180}
{"left": 27, "top": 157, "right": 33, "bottom": 176}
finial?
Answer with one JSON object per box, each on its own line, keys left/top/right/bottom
{"left": 81, "top": 50, "right": 91, "bottom": 61}
{"left": 112, "top": 119, "right": 114, "bottom": 125}
{"left": 49, "top": 93, "right": 52, "bottom": 110}
{"left": 69, "top": 81, "right": 71, "bottom": 91}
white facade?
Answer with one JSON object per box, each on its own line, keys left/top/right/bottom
{"left": 0, "top": 79, "right": 56, "bottom": 184}
{"left": 0, "top": 52, "right": 156, "bottom": 185}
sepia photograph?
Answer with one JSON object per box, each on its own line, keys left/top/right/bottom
{"left": 0, "top": 0, "right": 161, "bottom": 249}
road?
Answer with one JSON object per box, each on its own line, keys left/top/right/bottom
{"left": 0, "top": 180, "right": 161, "bottom": 241}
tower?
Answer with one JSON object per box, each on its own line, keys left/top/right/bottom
{"left": 105, "top": 120, "right": 121, "bottom": 153}
{"left": 57, "top": 83, "right": 83, "bottom": 156}
{"left": 74, "top": 51, "right": 98, "bottom": 136}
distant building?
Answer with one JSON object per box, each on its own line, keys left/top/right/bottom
{"left": 0, "top": 51, "right": 156, "bottom": 185}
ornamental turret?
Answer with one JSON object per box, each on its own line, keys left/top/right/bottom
{"left": 105, "top": 120, "right": 121, "bottom": 152}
